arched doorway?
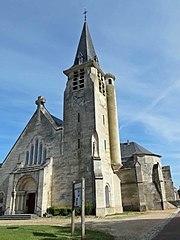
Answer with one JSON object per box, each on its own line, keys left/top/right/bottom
{"left": 15, "top": 176, "right": 37, "bottom": 214}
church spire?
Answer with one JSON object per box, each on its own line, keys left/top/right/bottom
{"left": 73, "top": 20, "right": 99, "bottom": 66}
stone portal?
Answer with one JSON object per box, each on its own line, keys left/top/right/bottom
{"left": 15, "top": 176, "right": 37, "bottom": 214}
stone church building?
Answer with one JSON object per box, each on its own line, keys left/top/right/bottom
{"left": 0, "top": 20, "right": 175, "bottom": 217}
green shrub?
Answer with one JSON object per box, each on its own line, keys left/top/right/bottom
{"left": 85, "top": 203, "right": 95, "bottom": 215}
{"left": 75, "top": 207, "right": 81, "bottom": 216}
{"left": 47, "top": 204, "right": 95, "bottom": 216}
{"left": 47, "top": 207, "right": 54, "bottom": 215}
{"left": 53, "top": 207, "right": 61, "bottom": 216}
{"left": 47, "top": 206, "right": 72, "bottom": 216}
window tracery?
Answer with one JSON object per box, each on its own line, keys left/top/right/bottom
{"left": 25, "top": 138, "right": 47, "bottom": 166}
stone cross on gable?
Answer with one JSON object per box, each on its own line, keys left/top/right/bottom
{"left": 35, "top": 96, "right": 46, "bottom": 109}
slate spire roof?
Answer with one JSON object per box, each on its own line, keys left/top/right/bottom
{"left": 73, "top": 21, "right": 99, "bottom": 66}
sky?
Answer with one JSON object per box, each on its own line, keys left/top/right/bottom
{"left": 0, "top": 0, "right": 180, "bottom": 188}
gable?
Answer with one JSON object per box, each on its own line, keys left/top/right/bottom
{"left": 0, "top": 107, "right": 63, "bottom": 169}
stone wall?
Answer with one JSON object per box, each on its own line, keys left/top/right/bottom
{"left": 120, "top": 168, "right": 139, "bottom": 211}
{"left": 120, "top": 154, "right": 168, "bottom": 211}
{"left": 162, "top": 166, "right": 175, "bottom": 201}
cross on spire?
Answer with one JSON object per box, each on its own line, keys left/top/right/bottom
{"left": 83, "top": 8, "right": 88, "bottom": 22}
{"left": 35, "top": 96, "right": 46, "bottom": 109}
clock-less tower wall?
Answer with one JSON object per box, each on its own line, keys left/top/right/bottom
{"left": 62, "top": 21, "right": 123, "bottom": 216}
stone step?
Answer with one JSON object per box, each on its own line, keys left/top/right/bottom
{"left": 0, "top": 214, "right": 37, "bottom": 220}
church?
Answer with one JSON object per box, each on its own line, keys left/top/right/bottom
{"left": 0, "top": 19, "right": 175, "bottom": 217}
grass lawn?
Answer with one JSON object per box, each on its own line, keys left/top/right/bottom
{"left": 0, "top": 225, "right": 114, "bottom": 240}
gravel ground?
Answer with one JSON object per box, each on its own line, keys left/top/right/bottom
{"left": 0, "top": 209, "right": 179, "bottom": 240}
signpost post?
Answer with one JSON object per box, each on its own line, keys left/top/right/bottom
{"left": 81, "top": 177, "right": 85, "bottom": 240}
{"left": 71, "top": 181, "right": 75, "bottom": 237}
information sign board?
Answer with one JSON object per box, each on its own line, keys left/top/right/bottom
{"left": 74, "top": 182, "right": 82, "bottom": 207}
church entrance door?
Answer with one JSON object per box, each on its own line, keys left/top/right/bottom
{"left": 27, "top": 193, "right": 35, "bottom": 214}
{"left": 15, "top": 176, "right": 37, "bottom": 214}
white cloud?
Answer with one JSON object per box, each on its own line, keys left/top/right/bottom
{"left": 140, "top": 113, "right": 180, "bottom": 142}
{"left": 120, "top": 74, "right": 180, "bottom": 140}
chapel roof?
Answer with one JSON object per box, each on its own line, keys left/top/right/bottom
{"left": 73, "top": 21, "right": 99, "bottom": 66}
{"left": 121, "top": 141, "right": 161, "bottom": 160}
{"left": 51, "top": 115, "right": 63, "bottom": 126}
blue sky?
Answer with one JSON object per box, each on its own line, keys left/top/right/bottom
{"left": 0, "top": 0, "right": 180, "bottom": 188}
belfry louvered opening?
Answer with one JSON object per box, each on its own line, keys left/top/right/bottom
{"left": 72, "top": 69, "right": 85, "bottom": 91}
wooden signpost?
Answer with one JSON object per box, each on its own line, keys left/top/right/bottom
{"left": 71, "top": 177, "right": 85, "bottom": 239}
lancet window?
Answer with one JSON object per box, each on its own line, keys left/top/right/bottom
{"left": 78, "top": 139, "right": 80, "bottom": 149}
{"left": 25, "top": 138, "right": 47, "bottom": 166}
{"left": 34, "top": 139, "right": 39, "bottom": 164}
{"left": 25, "top": 151, "right": 29, "bottom": 165}
{"left": 104, "top": 140, "right": 107, "bottom": 150}
{"left": 29, "top": 145, "right": 34, "bottom": 165}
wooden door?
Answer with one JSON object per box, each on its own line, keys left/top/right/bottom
{"left": 27, "top": 193, "right": 35, "bottom": 214}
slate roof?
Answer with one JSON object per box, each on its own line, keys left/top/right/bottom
{"left": 73, "top": 22, "right": 99, "bottom": 66}
{"left": 51, "top": 115, "right": 63, "bottom": 126}
{"left": 121, "top": 141, "right": 161, "bottom": 161}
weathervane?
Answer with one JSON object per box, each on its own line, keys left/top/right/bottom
{"left": 83, "top": 8, "right": 88, "bottom": 22}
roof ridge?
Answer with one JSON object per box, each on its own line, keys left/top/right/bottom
{"left": 120, "top": 141, "right": 161, "bottom": 158}
{"left": 41, "top": 107, "right": 62, "bottom": 130}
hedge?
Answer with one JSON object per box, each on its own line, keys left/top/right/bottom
{"left": 47, "top": 203, "right": 95, "bottom": 216}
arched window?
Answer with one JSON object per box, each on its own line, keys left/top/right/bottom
{"left": 105, "top": 184, "right": 110, "bottom": 208}
{"left": 104, "top": 140, "right": 107, "bottom": 150}
{"left": 108, "top": 78, "right": 112, "bottom": 84}
{"left": 25, "top": 151, "right": 29, "bottom": 165}
{"left": 102, "top": 115, "right": 105, "bottom": 125}
{"left": 38, "top": 143, "right": 43, "bottom": 164}
{"left": 29, "top": 144, "right": 34, "bottom": 165}
{"left": 34, "top": 139, "right": 39, "bottom": 164}
{"left": 43, "top": 148, "right": 47, "bottom": 163}
{"left": 26, "top": 138, "right": 47, "bottom": 166}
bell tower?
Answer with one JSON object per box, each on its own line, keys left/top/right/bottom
{"left": 62, "top": 18, "right": 123, "bottom": 216}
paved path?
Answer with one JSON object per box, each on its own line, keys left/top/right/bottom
{"left": 152, "top": 211, "right": 180, "bottom": 240}
{"left": 0, "top": 209, "right": 178, "bottom": 239}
